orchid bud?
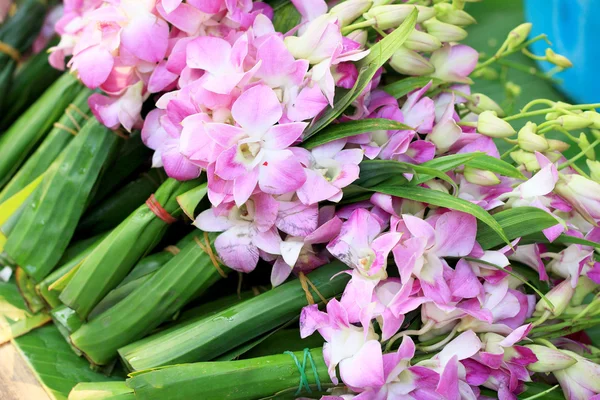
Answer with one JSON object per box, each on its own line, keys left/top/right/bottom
{"left": 510, "top": 150, "right": 539, "bottom": 171}
{"left": 422, "top": 17, "right": 468, "bottom": 42}
{"left": 425, "top": 179, "right": 450, "bottom": 194}
{"left": 545, "top": 151, "right": 563, "bottom": 163}
{"left": 578, "top": 132, "right": 596, "bottom": 160}
{"left": 404, "top": 29, "right": 442, "bottom": 52}
{"left": 587, "top": 160, "right": 600, "bottom": 183}
{"left": 477, "top": 110, "right": 516, "bottom": 138}
{"left": 524, "top": 345, "right": 577, "bottom": 372}
{"left": 506, "top": 23, "right": 532, "bottom": 50}
{"left": 554, "top": 350, "right": 600, "bottom": 396}
{"left": 346, "top": 29, "right": 368, "bottom": 47}
{"left": 468, "top": 93, "right": 505, "bottom": 116}
{"left": 505, "top": 81, "right": 522, "bottom": 98}
{"left": 472, "top": 66, "right": 499, "bottom": 80}
{"left": 365, "top": 5, "right": 435, "bottom": 30}
{"left": 571, "top": 276, "right": 598, "bottom": 306}
{"left": 518, "top": 122, "right": 549, "bottom": 152}
{"left": 556, "top": 115, "right": 592, "bottom": 130}
{"left": 389, "top": 47, "right": 435, "bottom": 76}
{"left": 330, "top": 0, "right": 373, "bottom": 27}
{"left": 535, "top": 279, "right": 575, "bottom": 317}
{"left": 547, "top": 139, "right": 570, "bottom": 152}
{"left": 545, "top": 102, "right": 576, "bottom": 120}
{"left": 583, "top": 111, "right": 600, "bottom": 129}
{"left": 434, "top": 3, "right": 476, "bottom": 26}
{"left": 545, "top": 48, "right": 573, "bottom": 68}
{"left": 428, "top": 118, "right": 461, "bottom": 153}
{"left": 464, "top": 166, "right": 501, "bottom": 186}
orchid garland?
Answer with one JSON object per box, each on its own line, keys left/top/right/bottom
{"left": 44, "top": 0, "right": 600, "bottom": 399}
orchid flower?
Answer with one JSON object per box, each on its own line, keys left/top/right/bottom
{"left": 204, "top": 84, "right": 308, "bottom": 205}
{"left": 300, "top": 299, "right": 379, "bottom": 384}
{"left": 327, "top": 209, "right": 402, "bottom": 279}
{"left": 292, "top": 139, "right": 363, "bottom": 205}
{"left": 194, "top": 193, "right": 281, "bottom": 272}
{"left": 392, "top": 211, "right": 477, "bottom": 306}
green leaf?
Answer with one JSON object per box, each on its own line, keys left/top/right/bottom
{"left": 413, "top": 153, "right": 524, "bottom": 184}
{"left": 302, "top": 118, "right": 412, "bottom": 149}
{"left": 464, "top": 256, "right": 554, "bottom": 311}
{"left": 476, "top": 207, "right": 559, "bottom": 250}
{"left": 467, "top": 154, "right": 526, "bottom": 179}
{"left": 520, "top": 233, "right": 600, "bottom": 248}
{"left": 355, "top": 160, "right": 412, "bottom": 188}
{"left": 176, "top": 183, "right": 208, "bottom": 220}
{"left": 0, "top": 278, "right": 51, "bottom": 344}
{"left": 365, "top": 184, "right": 510, "bottom": 245}
{"left": 272, "top": 2, "right": 300, "bottom": 34}
{"left": 303, "top": 9, "right": 418, "bottom": 138}
{"left": 12, "top": 324, "right": 122, "bottom": 400}
{"left": 383, "top": 76, "right": 443, "bottom": 99}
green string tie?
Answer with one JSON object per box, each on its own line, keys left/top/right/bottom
{"left": 284, "top": 348, "right": 322, "bottom": 395}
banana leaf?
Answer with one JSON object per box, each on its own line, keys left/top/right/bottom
{"left": 0, "top": 73, "right": 83, "bottom": 188}
{"left": 77, "top": 170, "right": 165, "bottom": 237}
{"left": 0, "top": 37, "right": 63, "bottom": 130}
{"left": 118, "top": 262, "right": 349, "bottom": 371}
{"left": 4, "top": 118, "right": 122, "bottom": 283}
{"left": 0, "top": 88, "right": 92, "bottom": 203}
{"left": 59, "top": 179, "right": 203, "bottom": 319}
{"left": 70, "top": 230, "right": 224, "bottom": 365}
{"left": 0, "top": 0, "right": 47, "bottom": 111}
{"left": 0, "top": 276, "right": 50, "bottom": 344}
{"left": 125, "top": 348, "right": 331, "bottom": 400}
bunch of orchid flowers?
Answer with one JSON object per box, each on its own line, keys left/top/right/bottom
{"left": 36, "top": 0, "right": 600, "bottom": 399}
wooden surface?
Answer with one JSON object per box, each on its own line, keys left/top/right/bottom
{"left": 0, "top": 342, "right": 50, "bottom": 400}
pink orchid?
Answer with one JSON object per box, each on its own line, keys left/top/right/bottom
{"left": 415, "top": 330, "right": 483, "bottom": 400}
{"left": 89, "top": 81, "right": 146, "bottom": 132}
{"left": 392, "top": 211, "right": 477, "bottom": 306}
{"left": 300, "top": 299, "right": 379, "bottom": 384}
{"left": 556, "top": 173, "right": 600, "bottom": 225}
{"left": 270, "top": 205, "right": 342, "bottom": 286}
{"left": 501, "top": 152, "right": 563, "bottom": 241}
{"left": 508, "top": 244, "right": 548, "bottom": 281}
{"left": 555, "top": 350, "right": 600, "bottom": 399}
{"left": 204, "top": 84, "right": 307, "bottom": 205}
{"left": 546, "top": 244, "right": 595, "bottom": 288}
{"left": 475, "top": 325, "right": 537, "bottom": 388}
{"left": 141, "top": 108, "right": 202, "bottom": 180}
{"left": 186, "top": 34, "right": 256, "bottom": 95}
{"left": 292, "top": 139, "right": 363, "bottom": 205}
{"left": 340, "top": 271, "right": 425, "bottom": 341}
{"left": 338, "top": 336, "right": 417, "bottom": 399}
{"left": 327, "top": 209, "right": 402, "bottom": 279}
{"left": 430, "top": 44, "right": 478, "bottom": 84}
{"left": 194, "top": 193, "right": 281, "bottom": 272}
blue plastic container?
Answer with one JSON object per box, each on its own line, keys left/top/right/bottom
{"left": 524, "top": 0, "right": 600, "bottom": 103}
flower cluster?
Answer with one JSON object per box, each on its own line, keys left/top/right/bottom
{"left": 48, "top": 0, "right": 600, "bottom": 398}
{"left": 49, "top": 0, "right": 275, "bottom": 131}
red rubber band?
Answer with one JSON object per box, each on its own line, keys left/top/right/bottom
{"left": 146, "top": 194, "right": 177, "bottom": 224}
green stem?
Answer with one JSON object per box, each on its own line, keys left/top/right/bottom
{"left": 496, "top": 59, "right": 559, "bottom": 83}
{"left": 558, "top": 137, "right": 600, "bottom": 171}
{"left": 341, "top": 19, "right": 375, "bottom": 34}
{"left": 503, "top": 103, "right": 600, "bottom": 122}
{"left": 521, "top": 48, "right": 547, "bottom": 61}
{"left": 475, "top": 34, "right": 548, "bottom": 71}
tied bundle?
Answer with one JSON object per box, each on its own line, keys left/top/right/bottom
{"left": 1, "top": 0, "right": 600, "bottom": 399}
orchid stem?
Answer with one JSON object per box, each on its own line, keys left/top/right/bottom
{"left": 418, "top": 325, "right": 458, "bottom": 353}
{"left": 341, "top": 19, "right": 375, "bottom": 35}
{"left": 559, "top": 138, "right": 600, "bottom": 171}
{"left": 475, "top": 34, "right": 548, "bottom": 71}
{"left": 385, "top": 320, "right": 434, "bottom": 352}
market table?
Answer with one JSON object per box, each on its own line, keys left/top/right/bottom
{"left": 0, "top": 342, "right": 50, "bottom": 400}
